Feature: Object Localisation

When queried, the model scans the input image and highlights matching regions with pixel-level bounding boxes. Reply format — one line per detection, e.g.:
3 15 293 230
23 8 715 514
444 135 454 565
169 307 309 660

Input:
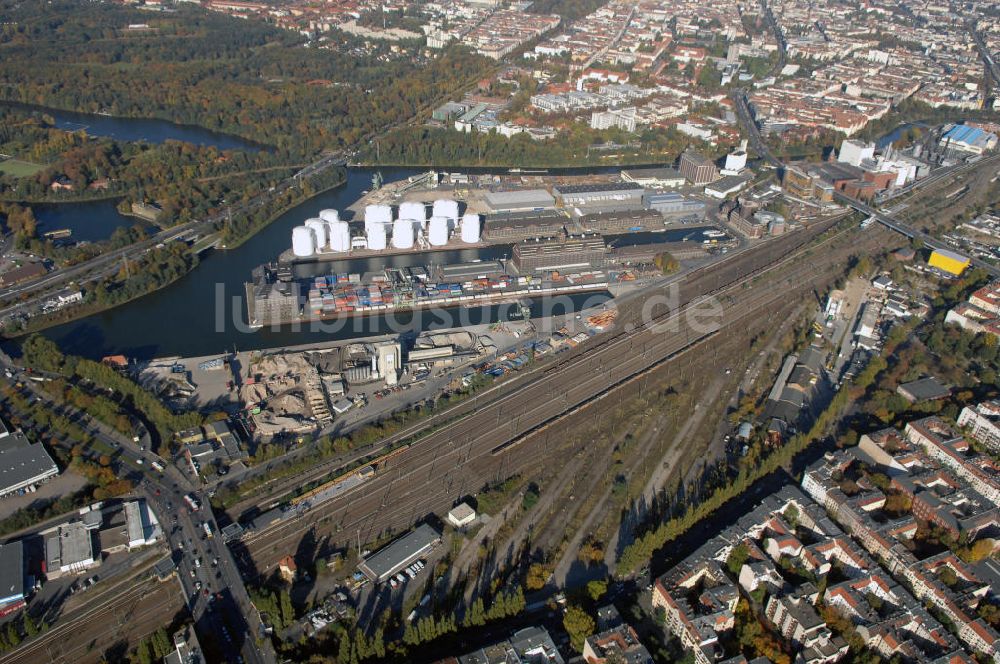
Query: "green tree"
526 563 550 590
563 605 595 652
279 589 294 627
726 543 750 575
586 579 608 602
654 251 680 275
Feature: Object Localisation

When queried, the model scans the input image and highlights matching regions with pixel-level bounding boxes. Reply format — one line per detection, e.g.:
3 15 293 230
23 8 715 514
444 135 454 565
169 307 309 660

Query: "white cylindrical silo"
433 199 459 220
367 223 387 251
392 218 415 249
428 215 449 246
319 209 340 224
305 218 327 251
329 221 351 252
399 201 426 225
292 226 316 257
365 204 393 232
461 213 480 244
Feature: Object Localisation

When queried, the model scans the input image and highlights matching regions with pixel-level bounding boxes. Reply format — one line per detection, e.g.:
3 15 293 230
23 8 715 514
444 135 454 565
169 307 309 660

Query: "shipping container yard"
248 261 610 328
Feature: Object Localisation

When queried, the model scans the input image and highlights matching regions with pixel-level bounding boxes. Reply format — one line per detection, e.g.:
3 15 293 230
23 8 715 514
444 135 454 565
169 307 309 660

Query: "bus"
184 494 200 512
202 522 213 539
150 461 164 473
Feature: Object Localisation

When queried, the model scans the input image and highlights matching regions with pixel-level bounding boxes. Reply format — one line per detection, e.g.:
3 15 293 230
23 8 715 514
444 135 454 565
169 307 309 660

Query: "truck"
184 494 200 512
150 461 165 473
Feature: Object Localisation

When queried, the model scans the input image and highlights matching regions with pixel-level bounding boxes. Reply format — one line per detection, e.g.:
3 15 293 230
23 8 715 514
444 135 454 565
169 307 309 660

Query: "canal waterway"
8 106 679 359
38 167 611 360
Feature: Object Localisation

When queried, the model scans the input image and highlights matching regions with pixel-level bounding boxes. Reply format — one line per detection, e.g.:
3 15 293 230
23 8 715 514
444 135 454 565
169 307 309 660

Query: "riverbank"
4 169 348 339
5 252 200 339
354 158 675 171
221 168 348 251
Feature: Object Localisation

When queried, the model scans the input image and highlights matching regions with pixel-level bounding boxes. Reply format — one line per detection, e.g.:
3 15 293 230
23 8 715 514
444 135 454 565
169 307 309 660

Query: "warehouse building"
439 260 505 281
358 523 440 583
483 189 555 213
0 542 25 615
704 175 749 199
644 192 707 222
621 167 686 188
483 211 567 241
0 419 59 498
927 248 971 276
512 234 608 273
575 209 665 233
553 182 645 209
940 124 998 155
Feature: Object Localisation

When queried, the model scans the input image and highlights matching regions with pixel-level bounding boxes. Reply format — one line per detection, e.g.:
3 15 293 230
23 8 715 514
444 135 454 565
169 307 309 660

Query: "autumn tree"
562 605 595 652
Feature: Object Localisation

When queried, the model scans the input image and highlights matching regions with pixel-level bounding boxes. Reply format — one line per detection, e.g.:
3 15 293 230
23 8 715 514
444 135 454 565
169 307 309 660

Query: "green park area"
0 157 44 178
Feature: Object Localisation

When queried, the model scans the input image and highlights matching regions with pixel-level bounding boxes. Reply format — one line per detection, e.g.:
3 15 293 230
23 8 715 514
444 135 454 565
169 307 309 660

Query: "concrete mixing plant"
398 202 427 230
433 199 460 231
367 222 387 251
428 215 449 246
329 220 351 252
364 205 393 232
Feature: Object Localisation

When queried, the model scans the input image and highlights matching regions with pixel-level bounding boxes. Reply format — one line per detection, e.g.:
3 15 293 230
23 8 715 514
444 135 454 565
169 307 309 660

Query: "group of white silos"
292 209 352 257
290 200 481 258
367 199 479 250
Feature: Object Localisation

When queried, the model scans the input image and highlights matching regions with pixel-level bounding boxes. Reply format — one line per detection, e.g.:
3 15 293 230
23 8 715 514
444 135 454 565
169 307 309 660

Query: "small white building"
125 500 161 550
447 503 477 528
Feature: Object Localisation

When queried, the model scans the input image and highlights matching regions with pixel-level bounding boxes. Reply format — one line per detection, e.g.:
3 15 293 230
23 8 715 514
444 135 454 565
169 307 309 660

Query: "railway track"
227 216 850 519
0 579 181 664
241 218 877 564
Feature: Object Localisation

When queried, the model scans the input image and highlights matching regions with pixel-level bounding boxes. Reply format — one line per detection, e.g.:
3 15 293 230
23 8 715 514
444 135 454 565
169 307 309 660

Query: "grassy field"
0 157 45 177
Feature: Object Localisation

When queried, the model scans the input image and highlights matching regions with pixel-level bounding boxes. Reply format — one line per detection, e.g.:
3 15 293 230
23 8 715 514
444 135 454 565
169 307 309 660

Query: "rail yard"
232 215 885 576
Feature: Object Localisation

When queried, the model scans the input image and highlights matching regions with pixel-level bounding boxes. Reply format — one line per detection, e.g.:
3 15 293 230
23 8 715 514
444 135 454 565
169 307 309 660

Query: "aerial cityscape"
0 0 999 663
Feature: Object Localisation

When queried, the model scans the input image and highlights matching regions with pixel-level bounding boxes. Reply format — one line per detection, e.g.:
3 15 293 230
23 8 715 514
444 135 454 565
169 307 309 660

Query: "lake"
1 100 263 152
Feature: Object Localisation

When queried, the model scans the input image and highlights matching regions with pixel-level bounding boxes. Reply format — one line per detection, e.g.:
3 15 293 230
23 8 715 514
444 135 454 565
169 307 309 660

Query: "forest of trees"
20 335 203 442
0 106 301 220
0 1 496 158
363 124 703 168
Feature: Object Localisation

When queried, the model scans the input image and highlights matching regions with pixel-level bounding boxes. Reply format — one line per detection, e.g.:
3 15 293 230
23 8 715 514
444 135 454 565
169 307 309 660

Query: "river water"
38 166 612 359
11 105 737 359
34 199 153 243
1 100 262 151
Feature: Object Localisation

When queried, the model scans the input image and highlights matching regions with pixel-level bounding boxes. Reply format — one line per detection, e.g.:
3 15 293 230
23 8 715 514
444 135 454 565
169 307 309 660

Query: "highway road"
0 356 275 664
